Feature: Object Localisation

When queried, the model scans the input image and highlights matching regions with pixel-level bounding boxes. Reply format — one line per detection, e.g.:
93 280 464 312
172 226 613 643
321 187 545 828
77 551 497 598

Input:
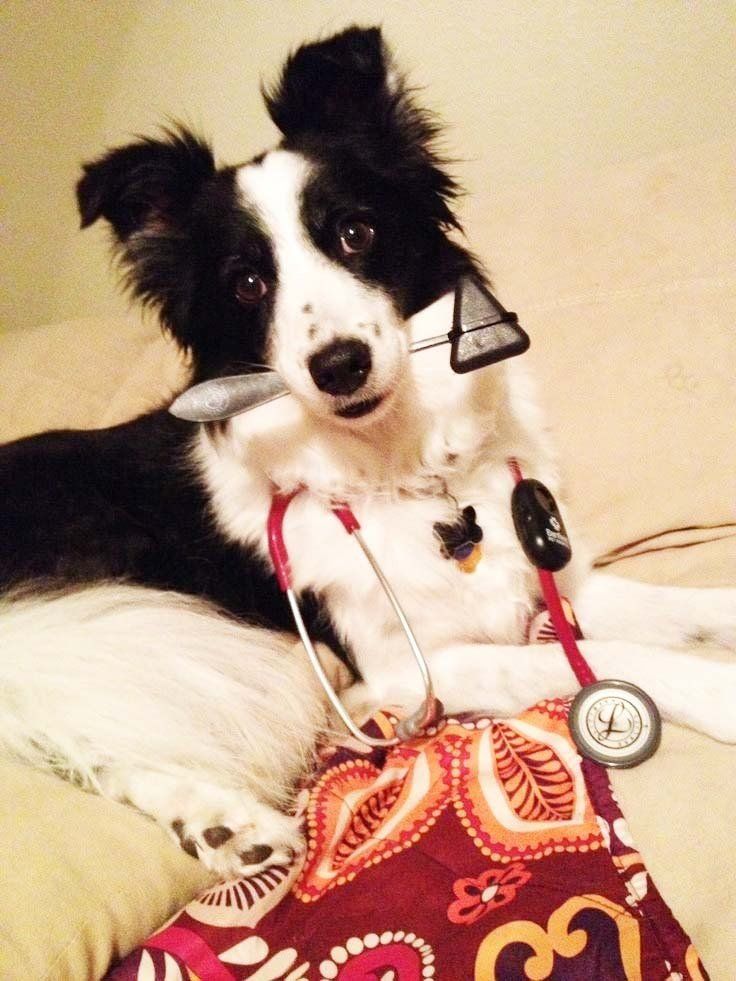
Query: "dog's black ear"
76 128 218 357
264 26 460 230
264 26 402 138
76 127 215 240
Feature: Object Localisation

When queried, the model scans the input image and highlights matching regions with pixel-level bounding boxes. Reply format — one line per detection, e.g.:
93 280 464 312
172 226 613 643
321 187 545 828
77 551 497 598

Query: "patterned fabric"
108 700 707 980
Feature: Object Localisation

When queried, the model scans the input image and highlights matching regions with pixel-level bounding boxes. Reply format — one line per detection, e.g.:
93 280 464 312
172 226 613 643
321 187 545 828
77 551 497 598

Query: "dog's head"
77 26 478 427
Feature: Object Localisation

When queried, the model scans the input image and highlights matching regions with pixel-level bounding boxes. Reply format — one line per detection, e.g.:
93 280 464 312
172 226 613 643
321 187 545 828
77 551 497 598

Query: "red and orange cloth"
108 689 707 980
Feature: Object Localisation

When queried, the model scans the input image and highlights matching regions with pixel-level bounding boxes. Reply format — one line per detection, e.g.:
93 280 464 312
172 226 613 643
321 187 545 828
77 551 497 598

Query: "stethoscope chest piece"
568 679 662 768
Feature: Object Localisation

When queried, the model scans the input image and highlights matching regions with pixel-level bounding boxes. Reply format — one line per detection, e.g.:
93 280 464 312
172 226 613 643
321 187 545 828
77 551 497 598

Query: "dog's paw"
337 681 383 727
168 788 303 879
296 638 354 691
99 768 304 879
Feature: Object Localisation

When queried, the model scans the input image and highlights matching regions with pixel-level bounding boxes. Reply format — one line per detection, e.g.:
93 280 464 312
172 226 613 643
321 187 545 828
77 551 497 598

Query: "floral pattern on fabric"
108 700 709 981
447 863 532 924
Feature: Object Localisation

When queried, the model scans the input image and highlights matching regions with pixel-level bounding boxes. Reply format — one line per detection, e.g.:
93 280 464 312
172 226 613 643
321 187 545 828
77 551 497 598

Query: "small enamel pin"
435 505 484 573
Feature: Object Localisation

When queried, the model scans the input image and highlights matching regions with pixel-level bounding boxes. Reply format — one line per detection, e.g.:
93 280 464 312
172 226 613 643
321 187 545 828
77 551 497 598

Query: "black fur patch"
77 127 216 238
77 132 279 378
267 26 476 316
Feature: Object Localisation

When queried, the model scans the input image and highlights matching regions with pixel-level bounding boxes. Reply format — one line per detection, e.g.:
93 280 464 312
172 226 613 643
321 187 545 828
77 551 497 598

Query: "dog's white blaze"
236 151 406 418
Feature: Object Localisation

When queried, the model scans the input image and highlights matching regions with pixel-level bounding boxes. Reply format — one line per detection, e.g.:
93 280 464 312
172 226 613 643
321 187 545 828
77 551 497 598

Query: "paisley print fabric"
108 699 707 981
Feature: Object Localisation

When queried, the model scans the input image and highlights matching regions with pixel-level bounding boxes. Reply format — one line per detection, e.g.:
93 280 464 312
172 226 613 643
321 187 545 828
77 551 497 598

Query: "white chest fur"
280 469 536 649
195 296 582 691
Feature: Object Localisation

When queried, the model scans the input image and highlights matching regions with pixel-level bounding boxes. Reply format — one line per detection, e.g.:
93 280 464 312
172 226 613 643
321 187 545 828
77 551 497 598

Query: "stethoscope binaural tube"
267 490 442 747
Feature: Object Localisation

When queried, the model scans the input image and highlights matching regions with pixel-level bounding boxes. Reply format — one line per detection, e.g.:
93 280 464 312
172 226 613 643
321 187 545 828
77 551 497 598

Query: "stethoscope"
170 276 661 765
267 489 441 747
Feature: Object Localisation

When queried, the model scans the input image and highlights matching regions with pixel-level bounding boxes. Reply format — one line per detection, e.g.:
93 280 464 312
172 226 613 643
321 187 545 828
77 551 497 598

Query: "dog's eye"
338 218 375 256
234 271 267 306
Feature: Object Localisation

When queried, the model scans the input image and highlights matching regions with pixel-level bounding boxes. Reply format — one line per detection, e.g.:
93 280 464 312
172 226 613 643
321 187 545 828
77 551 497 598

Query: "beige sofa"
1 137 734 979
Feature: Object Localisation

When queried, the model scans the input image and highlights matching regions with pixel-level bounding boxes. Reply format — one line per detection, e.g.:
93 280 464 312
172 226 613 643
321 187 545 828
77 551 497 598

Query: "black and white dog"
1 26 735 879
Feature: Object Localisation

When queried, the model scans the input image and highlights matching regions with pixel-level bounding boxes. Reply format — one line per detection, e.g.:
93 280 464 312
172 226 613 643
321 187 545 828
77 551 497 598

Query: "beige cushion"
0 316 189 442
599 532 736 587
0 758 212 980
0 137 734 978
607 542 736 972
612 721 736 972
471 137 736 558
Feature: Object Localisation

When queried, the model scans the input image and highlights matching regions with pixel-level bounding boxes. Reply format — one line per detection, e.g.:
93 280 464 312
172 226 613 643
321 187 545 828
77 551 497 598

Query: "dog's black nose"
308 339 372 396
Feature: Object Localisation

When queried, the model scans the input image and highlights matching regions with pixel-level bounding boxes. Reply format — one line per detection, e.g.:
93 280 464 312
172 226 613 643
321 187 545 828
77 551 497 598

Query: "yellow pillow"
0 759 212 980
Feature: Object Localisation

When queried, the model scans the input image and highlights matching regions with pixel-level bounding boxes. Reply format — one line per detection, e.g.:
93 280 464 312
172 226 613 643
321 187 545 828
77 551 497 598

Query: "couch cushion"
598 528 736 586
0 317 189 443
469 137 736 558
611 721 736 975
0 759 212 980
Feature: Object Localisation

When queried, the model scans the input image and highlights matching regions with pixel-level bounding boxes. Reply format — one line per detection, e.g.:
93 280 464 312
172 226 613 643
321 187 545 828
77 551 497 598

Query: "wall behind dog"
1 0 733 332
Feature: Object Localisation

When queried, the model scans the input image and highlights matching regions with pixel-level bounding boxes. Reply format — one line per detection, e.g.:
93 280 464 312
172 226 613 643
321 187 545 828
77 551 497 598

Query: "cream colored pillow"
0 759 212 980
0 316 189 442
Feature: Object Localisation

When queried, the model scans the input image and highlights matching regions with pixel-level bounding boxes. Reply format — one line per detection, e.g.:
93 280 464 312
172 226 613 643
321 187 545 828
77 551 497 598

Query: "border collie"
1 26 735 879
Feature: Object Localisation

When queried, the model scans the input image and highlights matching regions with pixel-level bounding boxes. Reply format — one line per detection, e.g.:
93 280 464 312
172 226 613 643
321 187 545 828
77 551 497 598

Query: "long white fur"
0 585 324 806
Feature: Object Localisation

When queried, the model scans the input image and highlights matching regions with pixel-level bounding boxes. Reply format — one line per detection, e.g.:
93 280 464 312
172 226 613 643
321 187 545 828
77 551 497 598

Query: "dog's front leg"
350 640 736 743
574 572 736 651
